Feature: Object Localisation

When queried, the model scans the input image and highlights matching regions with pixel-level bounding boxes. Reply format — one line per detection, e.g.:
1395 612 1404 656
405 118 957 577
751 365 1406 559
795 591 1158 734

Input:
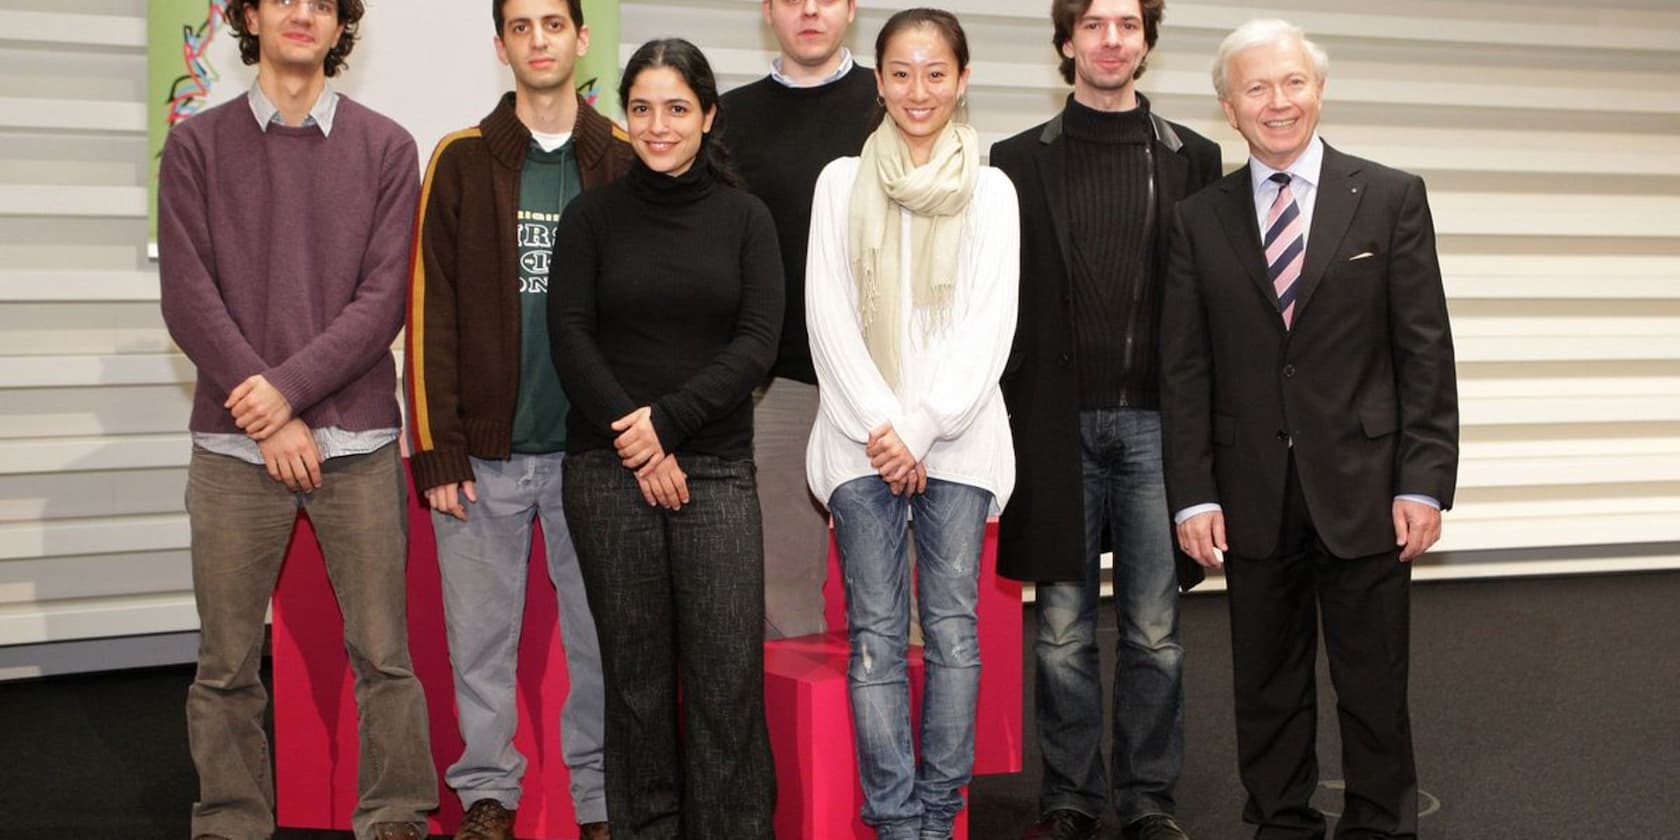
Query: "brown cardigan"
405 92 633 492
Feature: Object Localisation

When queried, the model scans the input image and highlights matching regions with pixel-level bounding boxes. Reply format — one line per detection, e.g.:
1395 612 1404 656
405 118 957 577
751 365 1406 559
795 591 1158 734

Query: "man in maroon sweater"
157 2 435 838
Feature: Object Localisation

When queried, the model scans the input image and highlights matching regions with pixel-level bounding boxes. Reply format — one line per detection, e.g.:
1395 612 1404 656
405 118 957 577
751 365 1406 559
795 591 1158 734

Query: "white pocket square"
1348 251 1376 261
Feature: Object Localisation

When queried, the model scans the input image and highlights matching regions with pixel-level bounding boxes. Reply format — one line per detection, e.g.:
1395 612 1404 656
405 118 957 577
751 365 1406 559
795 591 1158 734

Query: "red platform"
763 520 1023 840
272 462 1022 839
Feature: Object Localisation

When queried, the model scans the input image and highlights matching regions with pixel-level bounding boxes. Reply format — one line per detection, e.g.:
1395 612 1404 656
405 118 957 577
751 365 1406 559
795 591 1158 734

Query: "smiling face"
876 24 969 162
1219 37 1324 170
244 0 344 76
625 65 716 176
763 0 855 73
1063 0 1149 103
495 0 588 95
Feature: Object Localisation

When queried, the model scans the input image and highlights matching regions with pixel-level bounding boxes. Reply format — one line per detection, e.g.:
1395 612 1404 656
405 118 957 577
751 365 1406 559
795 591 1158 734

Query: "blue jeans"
1034 408 1184 823
431 453 606 822
829 476 992 840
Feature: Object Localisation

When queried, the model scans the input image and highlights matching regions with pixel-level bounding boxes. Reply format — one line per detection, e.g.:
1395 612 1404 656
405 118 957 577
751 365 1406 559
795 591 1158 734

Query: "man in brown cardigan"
404 1 632 838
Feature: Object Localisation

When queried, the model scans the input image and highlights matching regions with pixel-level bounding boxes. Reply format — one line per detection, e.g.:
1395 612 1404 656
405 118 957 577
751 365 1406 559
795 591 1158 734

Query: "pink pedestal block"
764 632 970 839
272 472 588 838
761 521 1023 839
815 520 1024 777
272 461 1022 839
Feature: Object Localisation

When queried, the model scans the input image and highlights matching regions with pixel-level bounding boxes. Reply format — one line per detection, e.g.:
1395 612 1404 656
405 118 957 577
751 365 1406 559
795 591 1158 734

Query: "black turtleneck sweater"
720 65 878 384
548 158 785 460
1063 97 1158 410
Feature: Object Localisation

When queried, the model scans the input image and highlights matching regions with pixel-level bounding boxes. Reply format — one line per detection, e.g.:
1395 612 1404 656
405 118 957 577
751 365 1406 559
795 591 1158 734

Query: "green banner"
147 0 233 242
578 0 622 123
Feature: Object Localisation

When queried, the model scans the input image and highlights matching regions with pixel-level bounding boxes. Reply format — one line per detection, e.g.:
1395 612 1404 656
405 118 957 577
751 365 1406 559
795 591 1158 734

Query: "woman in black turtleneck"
547 38 782 838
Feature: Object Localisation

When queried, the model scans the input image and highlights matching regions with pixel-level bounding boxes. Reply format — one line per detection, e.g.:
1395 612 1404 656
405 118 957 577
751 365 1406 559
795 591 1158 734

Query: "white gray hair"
1212 18 1329 101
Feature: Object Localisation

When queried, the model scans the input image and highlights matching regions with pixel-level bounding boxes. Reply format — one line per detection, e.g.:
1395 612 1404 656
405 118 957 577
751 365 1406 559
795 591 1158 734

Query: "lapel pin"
1351 186 1359 193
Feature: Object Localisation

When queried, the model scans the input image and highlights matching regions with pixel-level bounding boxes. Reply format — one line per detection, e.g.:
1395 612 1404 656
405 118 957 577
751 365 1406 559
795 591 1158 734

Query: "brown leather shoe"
577 821 610 840
455 798 516 840
372 822 427 840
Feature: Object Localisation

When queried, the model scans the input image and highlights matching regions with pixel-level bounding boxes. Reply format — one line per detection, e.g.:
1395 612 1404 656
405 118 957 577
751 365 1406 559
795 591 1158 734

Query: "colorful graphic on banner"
165 1 232 125
146 1 623 242
578 0 622 122
147 0 234 241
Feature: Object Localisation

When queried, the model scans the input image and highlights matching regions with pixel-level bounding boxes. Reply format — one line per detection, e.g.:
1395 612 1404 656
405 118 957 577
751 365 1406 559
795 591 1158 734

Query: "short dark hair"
874 8 971 74
1050 0 1164 84
224 0 366 79
619 38 742 187
492 0 584 36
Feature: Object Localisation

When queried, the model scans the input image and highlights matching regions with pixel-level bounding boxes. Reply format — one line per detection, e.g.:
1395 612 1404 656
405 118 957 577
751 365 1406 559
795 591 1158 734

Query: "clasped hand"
227 374 292 440
258 418 321 493
613 406 689 510
867 423 927 496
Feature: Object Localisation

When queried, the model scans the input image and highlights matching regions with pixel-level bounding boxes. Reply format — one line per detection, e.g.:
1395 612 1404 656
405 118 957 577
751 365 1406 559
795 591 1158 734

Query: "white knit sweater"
803 156 1020 512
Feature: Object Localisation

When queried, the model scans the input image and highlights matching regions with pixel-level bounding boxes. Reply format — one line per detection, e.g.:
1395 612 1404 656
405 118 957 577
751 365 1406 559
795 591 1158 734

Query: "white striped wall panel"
0 0 1676 653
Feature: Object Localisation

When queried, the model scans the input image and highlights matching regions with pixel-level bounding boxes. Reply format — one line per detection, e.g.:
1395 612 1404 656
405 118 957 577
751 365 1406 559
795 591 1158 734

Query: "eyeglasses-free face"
875 23 970 164
625 66 717 177
495 0 589 95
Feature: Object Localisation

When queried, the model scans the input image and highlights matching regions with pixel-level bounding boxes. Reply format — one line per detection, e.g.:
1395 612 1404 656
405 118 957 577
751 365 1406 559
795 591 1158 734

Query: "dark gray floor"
2 572 1677 838
973 570 1680 839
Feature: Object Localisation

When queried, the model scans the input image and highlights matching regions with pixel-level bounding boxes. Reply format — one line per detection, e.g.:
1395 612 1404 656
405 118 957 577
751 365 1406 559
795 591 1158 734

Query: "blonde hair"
1212 18 1328 101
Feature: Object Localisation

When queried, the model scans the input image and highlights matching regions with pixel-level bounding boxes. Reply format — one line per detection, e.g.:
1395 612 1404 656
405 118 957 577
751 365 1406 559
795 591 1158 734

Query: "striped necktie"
1264 172 1305 328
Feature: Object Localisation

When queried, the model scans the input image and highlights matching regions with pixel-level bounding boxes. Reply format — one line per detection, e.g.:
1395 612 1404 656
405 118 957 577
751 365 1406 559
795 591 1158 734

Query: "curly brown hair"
1050 0 1164 85
224 0 366 78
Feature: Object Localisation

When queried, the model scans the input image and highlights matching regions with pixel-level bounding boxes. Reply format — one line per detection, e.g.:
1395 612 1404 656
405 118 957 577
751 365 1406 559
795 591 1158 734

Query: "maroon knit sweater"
158 94 419 435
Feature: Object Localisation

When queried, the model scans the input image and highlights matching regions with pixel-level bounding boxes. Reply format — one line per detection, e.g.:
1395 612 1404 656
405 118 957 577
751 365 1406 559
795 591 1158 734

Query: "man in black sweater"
989 1 1222 839
720 0 878 639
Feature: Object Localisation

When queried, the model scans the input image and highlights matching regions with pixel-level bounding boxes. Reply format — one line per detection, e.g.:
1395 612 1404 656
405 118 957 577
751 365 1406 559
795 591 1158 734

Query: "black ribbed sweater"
1063 97 1159 409
719 65 878 384
548 159 784 460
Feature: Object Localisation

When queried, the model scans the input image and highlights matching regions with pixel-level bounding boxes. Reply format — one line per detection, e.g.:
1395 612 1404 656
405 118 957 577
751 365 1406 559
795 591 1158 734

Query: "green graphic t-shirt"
511 138 582 453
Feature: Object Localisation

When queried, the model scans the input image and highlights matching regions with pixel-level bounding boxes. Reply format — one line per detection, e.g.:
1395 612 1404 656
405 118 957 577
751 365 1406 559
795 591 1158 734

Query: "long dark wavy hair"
618 38 742 187
224 0 365 79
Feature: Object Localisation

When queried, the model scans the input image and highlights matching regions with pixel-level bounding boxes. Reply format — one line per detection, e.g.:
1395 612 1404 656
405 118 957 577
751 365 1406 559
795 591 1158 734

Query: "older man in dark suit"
1160 18 1458 840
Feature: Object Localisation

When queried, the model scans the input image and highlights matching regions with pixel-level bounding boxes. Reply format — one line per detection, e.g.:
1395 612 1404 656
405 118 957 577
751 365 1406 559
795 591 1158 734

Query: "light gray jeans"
186 443 436 840
752 377 832 639
431 452 606 824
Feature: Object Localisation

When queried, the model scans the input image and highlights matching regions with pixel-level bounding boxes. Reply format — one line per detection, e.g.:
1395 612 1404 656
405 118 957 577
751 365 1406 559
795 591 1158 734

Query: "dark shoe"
1123 814 1190 840
373 822 427 840
192 836 232 840
455 798 516 840
1024 809 1099 840
577 822 610 840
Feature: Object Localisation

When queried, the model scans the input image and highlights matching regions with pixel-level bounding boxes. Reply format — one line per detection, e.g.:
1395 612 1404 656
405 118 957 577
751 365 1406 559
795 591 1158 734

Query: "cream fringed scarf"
847 118 980 389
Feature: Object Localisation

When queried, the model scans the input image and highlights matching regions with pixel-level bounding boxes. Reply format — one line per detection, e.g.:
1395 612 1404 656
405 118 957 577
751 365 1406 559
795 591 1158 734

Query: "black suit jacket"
1160 142 1459 560
990 95 1222 586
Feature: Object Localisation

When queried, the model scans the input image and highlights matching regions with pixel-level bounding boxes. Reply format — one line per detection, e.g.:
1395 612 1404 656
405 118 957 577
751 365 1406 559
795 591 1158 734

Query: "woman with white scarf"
804 9 1019 839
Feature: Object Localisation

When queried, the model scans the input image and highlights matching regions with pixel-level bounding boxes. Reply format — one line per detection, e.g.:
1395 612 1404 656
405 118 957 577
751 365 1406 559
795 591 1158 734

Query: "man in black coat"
1160 18 1458 839
990 1 1220 838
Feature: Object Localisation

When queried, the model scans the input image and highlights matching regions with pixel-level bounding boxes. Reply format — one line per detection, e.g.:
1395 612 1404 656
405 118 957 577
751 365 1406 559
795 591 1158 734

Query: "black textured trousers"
1223 456 1417 840
563 449 776 839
